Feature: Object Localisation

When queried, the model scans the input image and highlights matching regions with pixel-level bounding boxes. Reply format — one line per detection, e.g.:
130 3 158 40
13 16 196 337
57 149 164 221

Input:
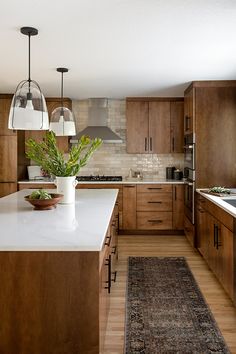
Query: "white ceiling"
1 0 236 99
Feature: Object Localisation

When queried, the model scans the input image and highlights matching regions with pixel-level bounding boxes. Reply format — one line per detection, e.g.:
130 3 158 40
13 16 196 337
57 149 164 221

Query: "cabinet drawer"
137 193 172 211
137 211 172 230
137 184 172 193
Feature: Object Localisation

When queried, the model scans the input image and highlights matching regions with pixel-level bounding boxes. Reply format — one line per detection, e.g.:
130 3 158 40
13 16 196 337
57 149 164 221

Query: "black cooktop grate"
76 175 123 182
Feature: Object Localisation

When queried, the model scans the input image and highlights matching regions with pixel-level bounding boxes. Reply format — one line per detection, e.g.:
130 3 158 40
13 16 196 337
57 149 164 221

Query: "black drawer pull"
105 235 111 246
148 219 163 223
148 201 162 204
124 185 135 188
112 271 117 283
104 255 111 293
147 187 162 190
112 246 117 255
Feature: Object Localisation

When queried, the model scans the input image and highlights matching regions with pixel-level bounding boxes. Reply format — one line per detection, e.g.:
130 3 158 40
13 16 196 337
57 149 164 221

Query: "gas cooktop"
76 175 123 182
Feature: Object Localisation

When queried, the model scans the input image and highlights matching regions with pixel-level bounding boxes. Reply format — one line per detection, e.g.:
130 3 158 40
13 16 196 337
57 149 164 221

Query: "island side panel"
0 251 100 354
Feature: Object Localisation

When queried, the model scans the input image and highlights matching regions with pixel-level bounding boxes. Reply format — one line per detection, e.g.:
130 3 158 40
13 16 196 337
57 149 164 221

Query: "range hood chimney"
70 98 122 144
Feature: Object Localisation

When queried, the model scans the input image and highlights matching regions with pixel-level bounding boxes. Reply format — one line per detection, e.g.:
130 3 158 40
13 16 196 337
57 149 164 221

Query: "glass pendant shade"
8 80 49 130
50 106 76 136
8 26 49 130
49 67 76 136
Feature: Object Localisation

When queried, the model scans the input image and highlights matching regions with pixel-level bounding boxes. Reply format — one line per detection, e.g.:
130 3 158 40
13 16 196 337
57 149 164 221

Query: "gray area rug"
125 257 230 354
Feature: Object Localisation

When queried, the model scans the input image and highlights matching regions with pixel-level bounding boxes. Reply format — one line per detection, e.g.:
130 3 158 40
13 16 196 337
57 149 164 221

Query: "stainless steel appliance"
184 133 195 224
76 175 123 182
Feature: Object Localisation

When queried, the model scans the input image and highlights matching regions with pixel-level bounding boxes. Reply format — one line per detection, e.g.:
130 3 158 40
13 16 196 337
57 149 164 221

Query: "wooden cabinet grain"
123 185 137 229
0 183 17 197
196 193 234 300
0 136 17 182
184 87 194 135
173 185 184 230
126 98 184 154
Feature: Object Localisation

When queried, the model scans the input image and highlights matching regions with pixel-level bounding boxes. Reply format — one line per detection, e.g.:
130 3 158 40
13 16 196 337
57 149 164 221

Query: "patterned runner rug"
125 257 230 354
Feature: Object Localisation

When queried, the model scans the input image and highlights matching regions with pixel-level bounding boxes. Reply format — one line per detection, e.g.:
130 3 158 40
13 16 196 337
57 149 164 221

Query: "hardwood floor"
104 235 236 354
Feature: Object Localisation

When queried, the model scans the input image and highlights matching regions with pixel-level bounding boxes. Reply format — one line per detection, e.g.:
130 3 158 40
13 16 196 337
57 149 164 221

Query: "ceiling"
1 0 236 99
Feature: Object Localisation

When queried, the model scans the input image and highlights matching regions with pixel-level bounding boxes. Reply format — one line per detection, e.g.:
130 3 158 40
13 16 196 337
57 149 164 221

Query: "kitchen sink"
222 198 236 207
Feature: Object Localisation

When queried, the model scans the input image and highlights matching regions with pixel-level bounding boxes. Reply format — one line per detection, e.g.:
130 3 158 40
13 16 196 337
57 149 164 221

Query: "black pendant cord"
28 33 31 93
61 71 64 108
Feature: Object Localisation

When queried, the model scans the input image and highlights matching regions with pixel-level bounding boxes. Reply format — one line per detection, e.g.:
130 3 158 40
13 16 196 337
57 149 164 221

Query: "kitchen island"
0 189 119 354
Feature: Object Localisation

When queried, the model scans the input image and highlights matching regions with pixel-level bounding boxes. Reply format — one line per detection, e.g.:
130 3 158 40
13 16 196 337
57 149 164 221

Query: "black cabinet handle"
112 271 117 283
124 185 135 188
147 187 162 190
216 225 221 249
185 116 190 130
105 235 111 246
213 224 217 247
104 255 111 293
148 219 163 223
172 137 175 152
174 186 177 201
145 137 148 151
150 137 152 151
148 201 162 204
112 246 117 255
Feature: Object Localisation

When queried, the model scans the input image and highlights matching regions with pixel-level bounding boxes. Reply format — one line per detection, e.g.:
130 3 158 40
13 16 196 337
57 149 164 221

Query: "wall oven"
184 133 195 224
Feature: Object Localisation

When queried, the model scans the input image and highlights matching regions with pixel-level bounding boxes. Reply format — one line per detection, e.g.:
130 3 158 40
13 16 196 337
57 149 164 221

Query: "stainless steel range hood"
70 98 122 144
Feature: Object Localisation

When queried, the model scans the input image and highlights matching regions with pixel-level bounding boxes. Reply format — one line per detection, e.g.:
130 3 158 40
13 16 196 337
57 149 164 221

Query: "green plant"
25 131 102 177
29 190 52 200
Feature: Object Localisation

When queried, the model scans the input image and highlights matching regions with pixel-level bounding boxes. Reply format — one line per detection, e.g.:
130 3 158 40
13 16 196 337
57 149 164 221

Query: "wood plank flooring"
104 235 236 354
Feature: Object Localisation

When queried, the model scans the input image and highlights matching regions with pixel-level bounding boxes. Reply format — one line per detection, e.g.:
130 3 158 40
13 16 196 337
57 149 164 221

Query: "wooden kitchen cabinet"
196 193 234 300
171 101 184 153
0 183 17 197
122 184 137 229
126 101 149 153
25 98 72 153
136 184 173 230
126 98 184 154
0 96 16 136
0 136 17 182
173 185 184 230
149 101 170 153
184 87 194 135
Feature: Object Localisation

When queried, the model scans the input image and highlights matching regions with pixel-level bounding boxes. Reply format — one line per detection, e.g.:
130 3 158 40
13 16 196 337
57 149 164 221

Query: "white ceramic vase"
54 176 78 204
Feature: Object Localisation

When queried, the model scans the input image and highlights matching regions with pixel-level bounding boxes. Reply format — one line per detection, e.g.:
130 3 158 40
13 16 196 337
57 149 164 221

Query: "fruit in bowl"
25 190 63 210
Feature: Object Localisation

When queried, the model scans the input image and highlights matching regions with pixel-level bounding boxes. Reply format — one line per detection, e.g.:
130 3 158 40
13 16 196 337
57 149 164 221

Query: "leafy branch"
25 131 102 177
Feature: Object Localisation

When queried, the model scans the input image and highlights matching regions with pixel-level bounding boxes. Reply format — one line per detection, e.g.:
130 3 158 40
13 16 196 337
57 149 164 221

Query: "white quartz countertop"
18 178 185 185
196 189 236 218
0 189 118 252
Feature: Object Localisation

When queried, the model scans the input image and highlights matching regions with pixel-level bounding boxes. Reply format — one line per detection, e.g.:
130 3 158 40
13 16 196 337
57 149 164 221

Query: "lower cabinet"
196 193 234 301
0 183 18 197
122 185 137 229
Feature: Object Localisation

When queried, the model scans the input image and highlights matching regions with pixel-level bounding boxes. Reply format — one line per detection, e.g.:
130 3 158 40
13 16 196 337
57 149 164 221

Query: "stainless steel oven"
184 133 195 170
184 133 195 224
184 180 195 224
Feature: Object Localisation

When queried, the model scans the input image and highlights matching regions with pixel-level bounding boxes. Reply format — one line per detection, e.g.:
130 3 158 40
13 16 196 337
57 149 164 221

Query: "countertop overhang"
0 189 118 252
196 189 236 218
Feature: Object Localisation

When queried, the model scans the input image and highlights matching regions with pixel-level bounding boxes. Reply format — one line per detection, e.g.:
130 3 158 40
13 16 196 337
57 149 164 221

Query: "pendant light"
8 27 49 130
49 68 76 136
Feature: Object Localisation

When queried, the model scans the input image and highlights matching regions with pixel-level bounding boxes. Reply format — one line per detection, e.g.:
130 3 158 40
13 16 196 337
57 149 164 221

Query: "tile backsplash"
72 99 184 178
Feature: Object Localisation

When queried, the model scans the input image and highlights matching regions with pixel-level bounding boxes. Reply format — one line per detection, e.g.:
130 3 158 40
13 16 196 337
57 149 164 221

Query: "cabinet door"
0 98 16 136
0 183 17 197
149 101 170 153
170 101 184 153
99 249 110 352
196 204 209 259
126 101 149 153
122 185 136 229
184 88 194 134
173 185 184 230
207 213 219 273
0 136 17 181
218 224 233 299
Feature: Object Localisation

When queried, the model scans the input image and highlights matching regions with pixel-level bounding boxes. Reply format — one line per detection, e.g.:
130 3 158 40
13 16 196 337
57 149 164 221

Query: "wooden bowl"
24 193 64 210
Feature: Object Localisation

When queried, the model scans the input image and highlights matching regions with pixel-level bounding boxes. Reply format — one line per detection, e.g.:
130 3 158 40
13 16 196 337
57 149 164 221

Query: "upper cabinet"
184 87 194 135
126 98 184 154
25 98 72 153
